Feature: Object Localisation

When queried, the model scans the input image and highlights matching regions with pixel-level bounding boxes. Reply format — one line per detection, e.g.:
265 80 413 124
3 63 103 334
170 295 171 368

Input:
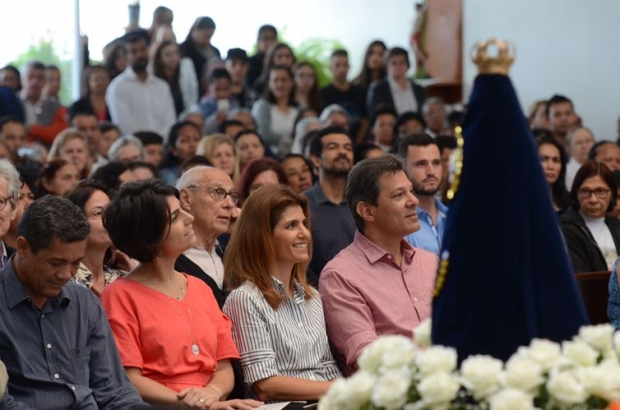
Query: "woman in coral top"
101 179 260 409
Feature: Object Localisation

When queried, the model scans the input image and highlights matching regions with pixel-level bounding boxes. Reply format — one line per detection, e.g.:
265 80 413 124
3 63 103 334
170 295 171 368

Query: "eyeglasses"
189 186 240 205
0 196 14 211
577 188 611 199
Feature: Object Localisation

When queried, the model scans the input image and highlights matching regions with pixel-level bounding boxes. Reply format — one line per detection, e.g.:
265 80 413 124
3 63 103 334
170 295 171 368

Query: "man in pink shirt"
319 155 437 375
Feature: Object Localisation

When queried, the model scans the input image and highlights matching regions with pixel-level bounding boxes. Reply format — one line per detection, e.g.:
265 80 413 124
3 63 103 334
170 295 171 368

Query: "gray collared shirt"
0 257 149 410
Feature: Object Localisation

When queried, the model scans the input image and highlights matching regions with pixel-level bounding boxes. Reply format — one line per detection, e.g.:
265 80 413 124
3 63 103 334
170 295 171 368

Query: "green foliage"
11 37 73 106
293 37 346 88
268 25 347 88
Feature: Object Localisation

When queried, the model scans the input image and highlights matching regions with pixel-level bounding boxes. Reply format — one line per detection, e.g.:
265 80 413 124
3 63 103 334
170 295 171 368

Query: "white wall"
463 0 620 141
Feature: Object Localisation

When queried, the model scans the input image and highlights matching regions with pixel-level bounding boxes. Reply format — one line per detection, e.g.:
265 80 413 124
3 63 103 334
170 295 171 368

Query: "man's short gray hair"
567 126 595 146
319 104 350 124
107 135 145 162
0 159 21 209
422 97 446 115
176 165 214 190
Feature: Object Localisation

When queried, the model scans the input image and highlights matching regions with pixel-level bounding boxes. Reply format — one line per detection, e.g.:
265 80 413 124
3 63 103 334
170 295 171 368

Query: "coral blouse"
102 274 239 392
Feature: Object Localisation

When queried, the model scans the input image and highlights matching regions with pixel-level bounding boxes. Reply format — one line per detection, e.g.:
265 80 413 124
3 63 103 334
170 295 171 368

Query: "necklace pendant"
192 344 200 355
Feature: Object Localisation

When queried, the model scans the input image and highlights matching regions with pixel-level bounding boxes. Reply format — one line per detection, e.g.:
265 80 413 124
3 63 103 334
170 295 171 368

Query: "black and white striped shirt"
223 278 341 392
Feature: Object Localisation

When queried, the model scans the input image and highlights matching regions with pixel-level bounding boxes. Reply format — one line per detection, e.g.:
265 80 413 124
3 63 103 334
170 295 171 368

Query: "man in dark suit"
366 47 426 120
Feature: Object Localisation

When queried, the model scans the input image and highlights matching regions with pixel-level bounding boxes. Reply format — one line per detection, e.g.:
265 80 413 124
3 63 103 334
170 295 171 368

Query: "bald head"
177 166 237 237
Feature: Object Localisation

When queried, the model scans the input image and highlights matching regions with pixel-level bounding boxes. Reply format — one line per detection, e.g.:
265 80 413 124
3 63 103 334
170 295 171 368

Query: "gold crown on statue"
470 38 516 75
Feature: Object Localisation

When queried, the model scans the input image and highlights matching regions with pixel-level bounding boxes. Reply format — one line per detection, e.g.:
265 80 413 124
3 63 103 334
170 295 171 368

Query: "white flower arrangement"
319 321 620 410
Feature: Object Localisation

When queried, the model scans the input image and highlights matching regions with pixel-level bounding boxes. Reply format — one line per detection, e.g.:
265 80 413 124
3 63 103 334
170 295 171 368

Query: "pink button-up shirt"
319 230 438 374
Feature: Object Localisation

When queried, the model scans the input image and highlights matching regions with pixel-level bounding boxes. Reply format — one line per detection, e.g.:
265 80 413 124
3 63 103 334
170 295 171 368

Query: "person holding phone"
196 68 239 134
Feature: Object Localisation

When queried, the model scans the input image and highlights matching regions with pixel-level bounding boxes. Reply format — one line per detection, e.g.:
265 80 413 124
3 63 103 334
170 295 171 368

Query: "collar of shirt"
388 75 412 93
2 256 71 310
353 230 415 265
418 199 449 219
270 276 306 304
306 183 346 206
123 67 157 84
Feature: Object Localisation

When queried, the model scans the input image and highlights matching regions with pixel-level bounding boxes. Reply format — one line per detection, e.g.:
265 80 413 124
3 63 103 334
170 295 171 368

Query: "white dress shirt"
106 67 176 140
388 76 418 114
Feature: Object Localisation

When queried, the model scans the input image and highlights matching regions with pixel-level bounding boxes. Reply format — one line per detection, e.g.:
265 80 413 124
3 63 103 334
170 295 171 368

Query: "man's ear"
15 237 30 258
179 188 191 210
9 203 17 221
356 201 375 224
310 154 320 170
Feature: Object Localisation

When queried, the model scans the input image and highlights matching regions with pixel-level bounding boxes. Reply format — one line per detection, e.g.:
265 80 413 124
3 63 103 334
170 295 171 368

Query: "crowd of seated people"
2 4 620 408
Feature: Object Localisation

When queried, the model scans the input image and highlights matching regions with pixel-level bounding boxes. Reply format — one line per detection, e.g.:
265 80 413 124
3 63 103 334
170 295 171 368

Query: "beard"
413 182 440 197
323 156 352 177
132 59 148 73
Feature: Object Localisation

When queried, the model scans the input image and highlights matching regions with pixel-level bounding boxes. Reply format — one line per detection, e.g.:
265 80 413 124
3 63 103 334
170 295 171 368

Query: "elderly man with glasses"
176 166 239 308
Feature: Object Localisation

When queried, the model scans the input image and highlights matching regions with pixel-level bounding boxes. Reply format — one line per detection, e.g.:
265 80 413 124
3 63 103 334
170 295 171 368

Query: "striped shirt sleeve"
223 289 278 385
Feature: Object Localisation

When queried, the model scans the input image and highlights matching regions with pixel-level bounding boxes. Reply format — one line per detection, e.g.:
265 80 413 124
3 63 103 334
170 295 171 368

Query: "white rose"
518 339 566 371
502 356 544 393
604 349 619 361
319 378 351 410
415 346 458 377
416 371 460 410
579 324 614 353
562 339 598 367
380 338 418 373
488 388 534 410
413 319 432 348
459 355 503 400
546 370 588 404
343 370 376 409
614 331 620 357
358 335 417 374
576 361 620 401
371 367 412 410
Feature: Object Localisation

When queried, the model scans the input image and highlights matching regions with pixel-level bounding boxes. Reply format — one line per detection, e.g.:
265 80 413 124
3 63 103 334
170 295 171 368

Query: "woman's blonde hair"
48 128 91 179
197 134 241 185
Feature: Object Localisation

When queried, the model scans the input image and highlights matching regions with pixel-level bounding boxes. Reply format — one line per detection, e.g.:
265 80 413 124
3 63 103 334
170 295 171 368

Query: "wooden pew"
575 271 611 325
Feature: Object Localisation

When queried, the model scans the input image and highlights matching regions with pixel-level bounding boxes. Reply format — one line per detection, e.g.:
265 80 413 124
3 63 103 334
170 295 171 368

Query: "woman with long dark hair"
251 66 299 156
66 181 132 297
535 132 570 214
293 61 322 114
152 40 199 118
252 43 295 96
352 40 387 93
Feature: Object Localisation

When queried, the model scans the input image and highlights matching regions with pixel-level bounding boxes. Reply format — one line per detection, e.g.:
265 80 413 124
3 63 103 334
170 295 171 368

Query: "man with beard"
305 125 356 277
398 134 448 255
106 31 176 138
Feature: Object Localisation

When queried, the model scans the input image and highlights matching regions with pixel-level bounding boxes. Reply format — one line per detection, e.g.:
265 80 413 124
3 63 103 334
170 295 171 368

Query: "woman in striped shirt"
223 184 341 401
